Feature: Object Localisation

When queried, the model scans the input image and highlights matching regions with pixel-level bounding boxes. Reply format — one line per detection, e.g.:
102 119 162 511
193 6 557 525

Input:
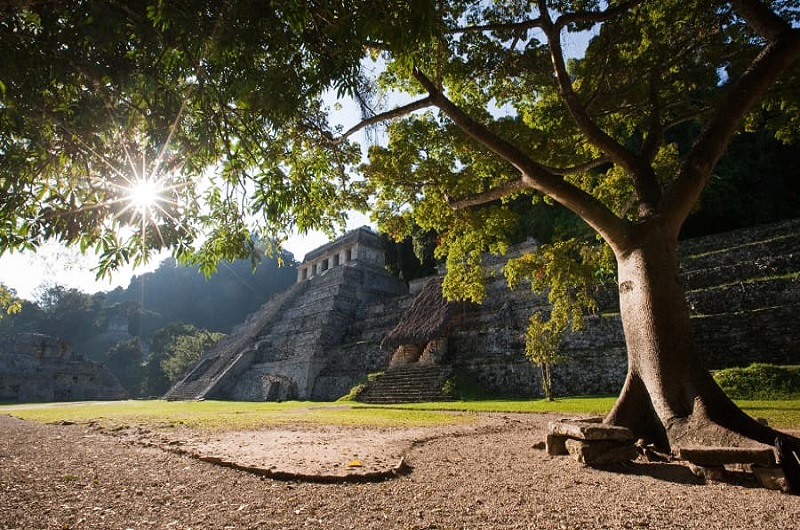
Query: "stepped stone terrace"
167 219 800 403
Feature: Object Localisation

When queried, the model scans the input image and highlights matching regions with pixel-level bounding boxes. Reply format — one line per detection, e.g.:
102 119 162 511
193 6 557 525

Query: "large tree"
361 0 800 452
2 0 799 456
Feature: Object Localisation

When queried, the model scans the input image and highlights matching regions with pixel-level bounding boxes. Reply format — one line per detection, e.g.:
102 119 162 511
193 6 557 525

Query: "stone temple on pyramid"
165 220 800 403
164 226 410 401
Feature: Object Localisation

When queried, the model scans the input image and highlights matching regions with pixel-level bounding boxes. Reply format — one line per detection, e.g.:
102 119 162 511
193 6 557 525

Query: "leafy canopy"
1 0 798 288
160 328 225 384
0 284 20 318
361 1 794 295
0 0 435 275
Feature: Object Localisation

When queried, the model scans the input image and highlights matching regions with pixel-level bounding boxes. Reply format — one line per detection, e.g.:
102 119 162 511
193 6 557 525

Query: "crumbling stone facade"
450 219 800 398
296 227 386 283
0 333 127 402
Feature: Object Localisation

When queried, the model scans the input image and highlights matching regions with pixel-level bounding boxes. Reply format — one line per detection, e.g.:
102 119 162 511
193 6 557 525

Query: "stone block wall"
445 219 800 398
168 218 799 403
0 350 128 403
296 226 386 283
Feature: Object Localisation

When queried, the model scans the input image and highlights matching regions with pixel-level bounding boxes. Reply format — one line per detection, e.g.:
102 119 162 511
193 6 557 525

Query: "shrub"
337 372 384 402
713 363 800 400
441 369 491 400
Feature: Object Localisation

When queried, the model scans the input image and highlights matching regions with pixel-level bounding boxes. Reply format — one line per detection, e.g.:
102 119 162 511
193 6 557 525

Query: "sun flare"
128 177 163 213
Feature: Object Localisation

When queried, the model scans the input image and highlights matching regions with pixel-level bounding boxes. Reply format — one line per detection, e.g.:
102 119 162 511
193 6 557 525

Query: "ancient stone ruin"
167 219 800 403
0 332 127 402
164 226 409 401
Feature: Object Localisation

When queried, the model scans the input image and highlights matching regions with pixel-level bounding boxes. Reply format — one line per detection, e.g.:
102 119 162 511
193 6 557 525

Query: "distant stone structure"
165 226 409 401
75 306 136 360
167 219 800 402
0 333 127 402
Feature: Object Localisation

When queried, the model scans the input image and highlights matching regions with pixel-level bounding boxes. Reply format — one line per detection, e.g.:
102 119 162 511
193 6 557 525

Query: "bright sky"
0 212 371 302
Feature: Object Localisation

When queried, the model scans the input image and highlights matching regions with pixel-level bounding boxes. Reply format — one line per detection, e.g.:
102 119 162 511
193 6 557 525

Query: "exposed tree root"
605 367 800 492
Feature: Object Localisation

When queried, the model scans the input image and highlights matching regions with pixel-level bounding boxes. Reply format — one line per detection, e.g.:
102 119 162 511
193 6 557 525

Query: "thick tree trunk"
604 221 781 452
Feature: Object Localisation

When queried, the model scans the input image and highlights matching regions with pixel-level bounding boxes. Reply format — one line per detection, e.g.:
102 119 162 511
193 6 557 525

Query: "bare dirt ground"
1 412 799 530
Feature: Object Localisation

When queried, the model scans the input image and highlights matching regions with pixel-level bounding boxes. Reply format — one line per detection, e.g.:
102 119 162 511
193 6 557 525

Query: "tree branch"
544 155 611 176
730 0 793 41
446 18 544 35
555 0 645 30
640 73 665 164
663 24 800 237
539 0 659 215
446 1 644 36
412 67 628 250
446 179 529 210
332 96 435 144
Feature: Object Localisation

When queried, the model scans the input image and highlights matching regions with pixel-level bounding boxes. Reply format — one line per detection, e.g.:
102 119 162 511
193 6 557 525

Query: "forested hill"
104 253 298 337
0 251 298 350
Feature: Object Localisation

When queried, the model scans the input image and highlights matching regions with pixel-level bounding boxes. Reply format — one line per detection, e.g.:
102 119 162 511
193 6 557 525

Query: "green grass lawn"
357 398 800 430
0 400 474 430
2 397 799 431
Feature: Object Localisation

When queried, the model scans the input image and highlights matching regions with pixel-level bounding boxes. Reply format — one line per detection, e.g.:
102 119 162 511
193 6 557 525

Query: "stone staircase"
356 364 455 404
163 280 311 400
161 356 226 401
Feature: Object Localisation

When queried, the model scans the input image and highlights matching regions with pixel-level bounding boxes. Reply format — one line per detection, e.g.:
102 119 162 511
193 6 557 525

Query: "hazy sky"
0 215 368 301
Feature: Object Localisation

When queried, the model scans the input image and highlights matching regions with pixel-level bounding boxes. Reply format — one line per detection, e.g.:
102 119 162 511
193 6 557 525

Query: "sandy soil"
1 412 799 529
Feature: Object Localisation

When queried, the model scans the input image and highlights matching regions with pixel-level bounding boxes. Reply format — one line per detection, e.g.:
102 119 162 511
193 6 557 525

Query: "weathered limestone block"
564 438 639 465
687 463 789 491
547 420 636 464
547 420 634 442
676 446 776 467
679 445 788 490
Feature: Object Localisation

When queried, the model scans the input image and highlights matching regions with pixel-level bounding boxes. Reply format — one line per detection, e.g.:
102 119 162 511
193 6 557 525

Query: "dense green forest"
509 128 800 245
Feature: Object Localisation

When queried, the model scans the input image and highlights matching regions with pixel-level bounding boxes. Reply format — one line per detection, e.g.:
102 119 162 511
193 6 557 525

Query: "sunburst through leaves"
106 146 192 254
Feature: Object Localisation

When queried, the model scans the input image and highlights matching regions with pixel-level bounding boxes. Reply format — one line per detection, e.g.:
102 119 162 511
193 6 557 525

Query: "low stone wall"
447 219 800 398
0 352 127 403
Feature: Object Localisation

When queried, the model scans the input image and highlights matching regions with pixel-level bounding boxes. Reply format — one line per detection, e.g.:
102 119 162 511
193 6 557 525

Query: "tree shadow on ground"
593 462 702 486
594 462 763 489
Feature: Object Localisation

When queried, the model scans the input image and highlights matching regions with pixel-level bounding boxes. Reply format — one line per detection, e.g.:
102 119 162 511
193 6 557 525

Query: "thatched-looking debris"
381 277 469 353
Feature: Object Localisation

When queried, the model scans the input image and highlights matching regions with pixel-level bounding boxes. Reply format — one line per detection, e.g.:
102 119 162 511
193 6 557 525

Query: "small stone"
564 439 638 465
548 420 634 442
688 464 727 482
752 466 789 491
546 434 568 456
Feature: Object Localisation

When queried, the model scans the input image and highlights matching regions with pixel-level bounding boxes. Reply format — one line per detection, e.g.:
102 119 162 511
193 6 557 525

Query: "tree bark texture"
604 220 782 452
